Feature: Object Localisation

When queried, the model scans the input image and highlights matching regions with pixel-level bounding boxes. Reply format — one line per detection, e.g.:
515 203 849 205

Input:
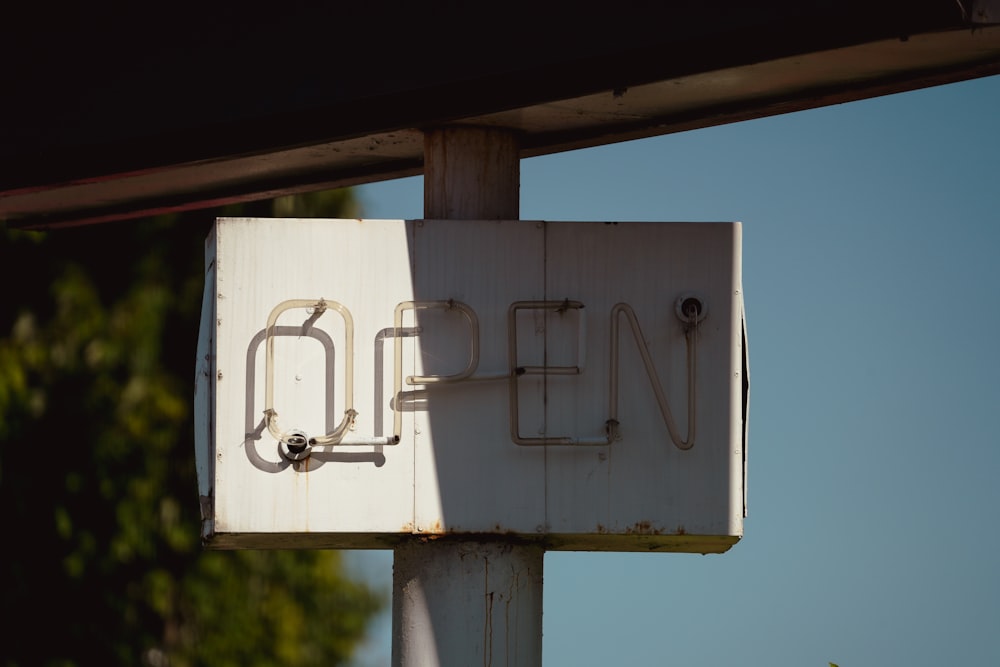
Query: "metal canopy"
3 2 1000 228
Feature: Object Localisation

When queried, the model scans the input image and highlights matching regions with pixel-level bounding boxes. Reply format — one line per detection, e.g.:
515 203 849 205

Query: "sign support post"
196 125 746 667
391 126 544 666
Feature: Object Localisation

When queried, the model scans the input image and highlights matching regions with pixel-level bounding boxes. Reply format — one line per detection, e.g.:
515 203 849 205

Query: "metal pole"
391 126 544 667
423 126 520 220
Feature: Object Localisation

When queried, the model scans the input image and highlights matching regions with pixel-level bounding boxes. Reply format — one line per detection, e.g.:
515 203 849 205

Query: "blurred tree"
0 192 383 666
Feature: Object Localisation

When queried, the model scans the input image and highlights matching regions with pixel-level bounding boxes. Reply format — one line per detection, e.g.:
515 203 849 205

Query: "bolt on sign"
194 218 749 552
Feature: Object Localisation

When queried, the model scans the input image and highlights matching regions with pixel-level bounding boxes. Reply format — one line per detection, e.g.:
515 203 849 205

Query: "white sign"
194 218 748 552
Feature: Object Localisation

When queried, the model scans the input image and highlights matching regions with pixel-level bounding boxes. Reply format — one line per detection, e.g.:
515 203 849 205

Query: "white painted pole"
391 126 544 667
392 541 544 666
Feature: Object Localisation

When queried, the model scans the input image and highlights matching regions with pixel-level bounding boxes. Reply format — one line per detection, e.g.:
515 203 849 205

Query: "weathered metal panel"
542 222 744 538
409 220 547 535
193 225 217 536
209 218 416 538
197 218 747 551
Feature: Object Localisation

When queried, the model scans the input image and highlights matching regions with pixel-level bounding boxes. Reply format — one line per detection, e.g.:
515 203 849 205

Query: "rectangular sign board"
194 218 748 552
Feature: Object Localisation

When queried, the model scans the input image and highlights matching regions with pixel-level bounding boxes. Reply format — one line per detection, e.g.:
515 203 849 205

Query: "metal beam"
3 3 999 228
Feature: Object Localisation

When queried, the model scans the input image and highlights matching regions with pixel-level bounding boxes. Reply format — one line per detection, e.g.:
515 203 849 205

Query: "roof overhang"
3 2 999 228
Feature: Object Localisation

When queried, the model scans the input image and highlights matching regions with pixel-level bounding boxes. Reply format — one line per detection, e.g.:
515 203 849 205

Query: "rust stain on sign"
624 520 663 535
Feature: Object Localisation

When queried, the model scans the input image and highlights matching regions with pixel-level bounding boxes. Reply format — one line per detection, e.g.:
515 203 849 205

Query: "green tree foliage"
0 192 383 666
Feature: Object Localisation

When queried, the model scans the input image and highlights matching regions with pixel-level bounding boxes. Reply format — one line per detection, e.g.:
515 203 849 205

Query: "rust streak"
484 558 493 667
624 520 664 535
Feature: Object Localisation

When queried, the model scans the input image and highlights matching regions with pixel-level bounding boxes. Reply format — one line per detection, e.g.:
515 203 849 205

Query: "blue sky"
348 73 1000 666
